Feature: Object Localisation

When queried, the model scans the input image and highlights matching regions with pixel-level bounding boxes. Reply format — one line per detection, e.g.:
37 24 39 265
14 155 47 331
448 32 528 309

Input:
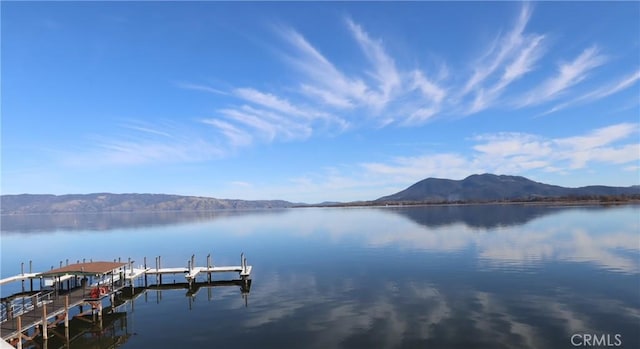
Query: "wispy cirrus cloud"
121 4 633 168
233 87 311 118
462 2 548 114
345 17 402 110
462 3 534 95
543 69 640 115
517 45 607 107
468 33 545 114
201 119 253 147
65 120 224 166
175 82 228 96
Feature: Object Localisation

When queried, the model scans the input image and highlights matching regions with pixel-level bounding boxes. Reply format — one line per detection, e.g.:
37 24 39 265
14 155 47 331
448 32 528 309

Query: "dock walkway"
2 253 252 347
0 285 120 343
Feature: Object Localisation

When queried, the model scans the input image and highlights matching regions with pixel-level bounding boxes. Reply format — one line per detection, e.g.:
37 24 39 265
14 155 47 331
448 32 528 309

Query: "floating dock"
1 253 252 348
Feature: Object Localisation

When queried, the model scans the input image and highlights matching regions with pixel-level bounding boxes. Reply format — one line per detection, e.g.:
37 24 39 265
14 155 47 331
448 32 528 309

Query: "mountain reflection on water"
0 209 287 233
1 205 638 348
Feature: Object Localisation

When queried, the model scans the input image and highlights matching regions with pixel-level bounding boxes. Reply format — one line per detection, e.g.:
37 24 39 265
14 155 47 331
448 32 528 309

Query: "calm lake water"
1 205 639 348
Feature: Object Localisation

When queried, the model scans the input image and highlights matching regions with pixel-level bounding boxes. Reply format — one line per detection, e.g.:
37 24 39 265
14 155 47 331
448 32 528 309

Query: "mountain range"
376 174 640 203
0 193 295 214
1 174 638 214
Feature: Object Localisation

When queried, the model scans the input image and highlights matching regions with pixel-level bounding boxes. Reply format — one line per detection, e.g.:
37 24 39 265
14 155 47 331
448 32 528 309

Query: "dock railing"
0 290 55 323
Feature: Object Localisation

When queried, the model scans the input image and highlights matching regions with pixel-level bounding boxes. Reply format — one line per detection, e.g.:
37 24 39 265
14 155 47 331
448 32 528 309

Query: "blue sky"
2 2 639 203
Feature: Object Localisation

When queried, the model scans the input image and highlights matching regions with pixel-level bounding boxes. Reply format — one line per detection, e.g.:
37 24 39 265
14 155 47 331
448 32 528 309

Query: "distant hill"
376 174 640 203
0 193 296 214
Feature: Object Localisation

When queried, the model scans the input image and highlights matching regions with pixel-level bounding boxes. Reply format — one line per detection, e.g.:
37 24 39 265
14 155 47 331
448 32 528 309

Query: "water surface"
1 205 639 348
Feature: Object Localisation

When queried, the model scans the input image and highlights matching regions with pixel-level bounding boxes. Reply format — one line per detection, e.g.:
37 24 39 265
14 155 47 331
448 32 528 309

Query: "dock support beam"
207 254 212 282
17 316 23 349
42 303 48 340
144 256 148 287
21 262 25 293
158 256 162 285
29 261 33 292
64 295 69 328
240 253 244 274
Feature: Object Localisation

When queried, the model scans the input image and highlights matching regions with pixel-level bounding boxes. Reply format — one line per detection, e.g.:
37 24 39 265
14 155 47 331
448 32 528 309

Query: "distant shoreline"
297 198 640 209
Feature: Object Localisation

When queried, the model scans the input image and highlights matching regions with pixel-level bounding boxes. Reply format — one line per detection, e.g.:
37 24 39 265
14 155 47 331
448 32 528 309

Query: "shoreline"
297 199 640 209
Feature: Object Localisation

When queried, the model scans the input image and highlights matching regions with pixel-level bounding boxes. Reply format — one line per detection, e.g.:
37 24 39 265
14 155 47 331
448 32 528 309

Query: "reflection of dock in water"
1 253 252 348
120 278 252 308
23 312 131 349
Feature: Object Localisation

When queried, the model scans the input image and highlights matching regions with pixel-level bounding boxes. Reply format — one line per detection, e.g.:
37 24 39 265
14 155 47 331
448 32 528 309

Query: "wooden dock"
1 253 252 348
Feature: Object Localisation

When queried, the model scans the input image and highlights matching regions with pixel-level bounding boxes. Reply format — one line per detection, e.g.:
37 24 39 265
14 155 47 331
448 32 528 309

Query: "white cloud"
201 118 253 147
218 105 313 142
279 27 371 108
554 122 637 150
461 2 548 114
346 18 401 109
172 3 629 152
316 123 640 200
65 122 224 166
411 70 446 104
518 46 607 106
300 84 355 109
469 34 545 113
176 82 228 95
233 87 311 118
543 69 640 114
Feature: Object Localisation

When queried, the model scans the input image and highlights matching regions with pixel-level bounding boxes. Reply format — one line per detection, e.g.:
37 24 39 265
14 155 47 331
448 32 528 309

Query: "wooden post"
98 302 103 329
42 303 48 340
207 254 212 282
29 260 33 292
17 316 22 349
21 262 25 293
191 254 195 271
158 256 162 284
155 257 159 285
240 253 245 274
64 295 69 328
144 256 148 287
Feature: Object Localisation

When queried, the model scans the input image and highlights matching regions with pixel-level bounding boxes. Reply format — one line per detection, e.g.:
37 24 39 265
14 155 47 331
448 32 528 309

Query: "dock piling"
207 254 212 282
144 256 148 287
17 316 22 349
42 303 48 340
29 260 33 292
64 296 69 328
21 262 25 292
159 256 163 284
